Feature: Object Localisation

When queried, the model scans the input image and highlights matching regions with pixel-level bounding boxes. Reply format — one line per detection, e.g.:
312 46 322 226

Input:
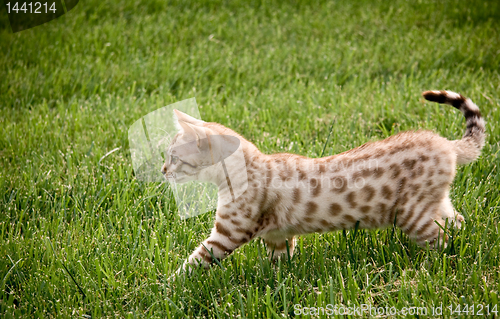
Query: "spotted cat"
162 90 485 273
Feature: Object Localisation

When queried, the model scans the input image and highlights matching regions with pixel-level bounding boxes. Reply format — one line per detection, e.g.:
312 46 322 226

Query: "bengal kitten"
162 90 485 273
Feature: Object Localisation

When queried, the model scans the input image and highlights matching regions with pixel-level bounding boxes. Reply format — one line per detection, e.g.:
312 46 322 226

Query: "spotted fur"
162 91 485 273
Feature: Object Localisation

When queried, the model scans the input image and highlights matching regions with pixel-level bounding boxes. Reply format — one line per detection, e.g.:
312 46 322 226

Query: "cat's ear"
173 109 204 126
174 111 209 148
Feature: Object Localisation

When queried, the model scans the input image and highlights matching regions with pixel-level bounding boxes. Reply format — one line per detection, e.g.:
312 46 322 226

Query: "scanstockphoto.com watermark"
294 304 427 317
293 303 499 317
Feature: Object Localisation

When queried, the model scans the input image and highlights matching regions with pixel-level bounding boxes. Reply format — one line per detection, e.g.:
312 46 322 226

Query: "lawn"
1 0 500 317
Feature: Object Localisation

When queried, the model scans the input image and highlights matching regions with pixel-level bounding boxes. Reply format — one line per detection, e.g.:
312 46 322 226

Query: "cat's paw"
176 262 190 275
267 250 293 262
453 213 465 229
167 262 191 283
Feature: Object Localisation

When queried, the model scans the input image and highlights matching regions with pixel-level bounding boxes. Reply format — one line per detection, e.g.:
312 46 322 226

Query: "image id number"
6 2 57 14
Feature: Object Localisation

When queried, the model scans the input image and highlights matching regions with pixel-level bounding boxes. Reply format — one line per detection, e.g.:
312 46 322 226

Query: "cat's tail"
422 90 485 165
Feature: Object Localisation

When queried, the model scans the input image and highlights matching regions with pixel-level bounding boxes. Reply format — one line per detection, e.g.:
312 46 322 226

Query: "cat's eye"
171 155 179 164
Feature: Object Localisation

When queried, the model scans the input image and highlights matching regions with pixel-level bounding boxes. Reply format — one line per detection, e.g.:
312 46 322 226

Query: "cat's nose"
161 163 168 174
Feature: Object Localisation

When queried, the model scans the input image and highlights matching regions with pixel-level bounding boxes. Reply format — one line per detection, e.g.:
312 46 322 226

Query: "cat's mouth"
164 171 197 183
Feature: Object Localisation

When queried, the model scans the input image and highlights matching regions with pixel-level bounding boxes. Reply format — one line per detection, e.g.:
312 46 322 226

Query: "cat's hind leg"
402 197 462 249
438 195 465 229
397 199 448 249
413 217 449 249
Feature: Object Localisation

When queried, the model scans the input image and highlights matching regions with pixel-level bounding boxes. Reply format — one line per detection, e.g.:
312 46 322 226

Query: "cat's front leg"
176 217 253 274
261 231 296 261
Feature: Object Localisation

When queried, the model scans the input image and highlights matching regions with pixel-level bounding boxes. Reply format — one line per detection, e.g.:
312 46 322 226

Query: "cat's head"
161 110 240 184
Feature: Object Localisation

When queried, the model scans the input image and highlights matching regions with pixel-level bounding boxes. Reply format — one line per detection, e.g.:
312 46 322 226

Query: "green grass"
1 0 500 317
